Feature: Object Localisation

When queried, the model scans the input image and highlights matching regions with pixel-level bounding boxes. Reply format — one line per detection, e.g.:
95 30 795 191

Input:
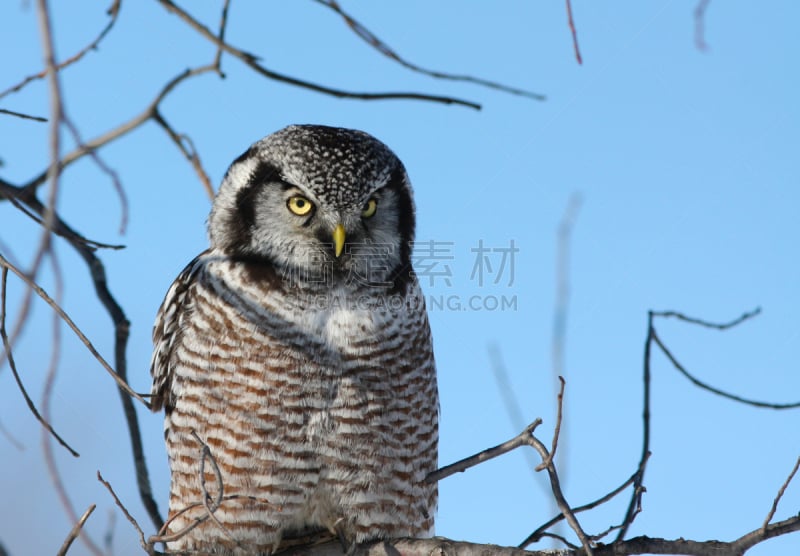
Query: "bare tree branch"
651 329 800 409
651 307 761 330
521 454 650 548
21 64 218 192
98 471 148 552
56 504 96 556
694 0 712 51
550 192 581 527
525 384 593 555
312 0 546 101
761 455 800 533
0 267 78 457
213 0 232 77
651 309 800 409
41 252 105 556
0 0 122 100
152 111 215 201
157 0 482 110
427 419 542 484
537 377 566 472
487 343 545 489
0 108 47 122
0 415 25 451
0 254 146 404
565 0 583 64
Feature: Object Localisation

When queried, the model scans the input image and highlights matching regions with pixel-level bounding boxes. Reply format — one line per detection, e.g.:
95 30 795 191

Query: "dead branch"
0 182 124 250
0 254 145 404
98 471 148 552
20 64 217 192
536 377 566 472
694 0 712 51
651 307 761 330
157 0 482 110
148 432 277 550
0 267 78 457
2 176 163 531
524 383 592 555
430 380 592 554
427 419 542 483
56 504 96 556
565 0 583 64
487 344 544 485
152 111 215 201
651 329 800 409
0 108 47 122
213 0 231 76
650 309 800 409
520 454 650 548
312 0 546 101
0 415 25 451
40 253 105 556
0 0 121 100
761 455 800 532
617 307 798 543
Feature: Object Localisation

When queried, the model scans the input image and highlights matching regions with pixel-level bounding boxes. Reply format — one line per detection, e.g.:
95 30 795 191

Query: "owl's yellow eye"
287 196 313 216
361 198 377 218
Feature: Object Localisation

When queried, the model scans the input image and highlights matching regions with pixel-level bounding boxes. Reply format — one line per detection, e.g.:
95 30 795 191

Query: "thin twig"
0 108 47 122
694 0 712 51
313 0 545 101
0 0 122 100
536 377 565 472
41 253 105 556
652 306 761 330
762 455 800 533
529 433 592 555
213 0 232 76
0 267 79 457
526 382 593 555
534 532 578 550
62 116 129 234
0 415 26 451
615 313 654 542
550 193 581 518
98 471 148 551
0 182 124 250
22 64 218 191
56 504 96 556
427 419 542 484
32 0 65 351
157 0 482 110
651 329 800 409
565 0 583 64
152 111 215 200
193 431 237 543
0 254 146 404
487 343 545 489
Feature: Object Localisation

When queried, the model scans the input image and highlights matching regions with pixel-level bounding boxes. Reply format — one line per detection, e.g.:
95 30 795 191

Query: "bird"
150 124 438 555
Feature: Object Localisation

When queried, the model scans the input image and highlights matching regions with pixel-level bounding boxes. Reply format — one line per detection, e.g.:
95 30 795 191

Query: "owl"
150 125 438 555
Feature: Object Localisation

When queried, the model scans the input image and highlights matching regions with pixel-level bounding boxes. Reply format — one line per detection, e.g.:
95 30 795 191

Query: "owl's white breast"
306 288 379 350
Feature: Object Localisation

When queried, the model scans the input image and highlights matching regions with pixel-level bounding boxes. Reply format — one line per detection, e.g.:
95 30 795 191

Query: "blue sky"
1 2 798 554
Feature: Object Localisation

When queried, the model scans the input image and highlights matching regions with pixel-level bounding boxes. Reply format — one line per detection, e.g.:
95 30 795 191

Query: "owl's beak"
332 223 346 258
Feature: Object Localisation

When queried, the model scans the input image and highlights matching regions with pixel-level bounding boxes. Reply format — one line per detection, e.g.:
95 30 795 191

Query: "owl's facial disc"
208 125 416 286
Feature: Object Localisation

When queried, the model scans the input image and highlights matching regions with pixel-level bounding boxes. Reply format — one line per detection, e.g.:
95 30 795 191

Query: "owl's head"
208 125 415 286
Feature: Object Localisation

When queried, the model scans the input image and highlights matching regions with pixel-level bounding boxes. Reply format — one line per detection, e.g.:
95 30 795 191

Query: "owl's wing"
149 253 207 412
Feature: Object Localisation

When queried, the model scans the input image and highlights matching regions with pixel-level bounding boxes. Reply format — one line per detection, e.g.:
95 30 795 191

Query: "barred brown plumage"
150 125 438 555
